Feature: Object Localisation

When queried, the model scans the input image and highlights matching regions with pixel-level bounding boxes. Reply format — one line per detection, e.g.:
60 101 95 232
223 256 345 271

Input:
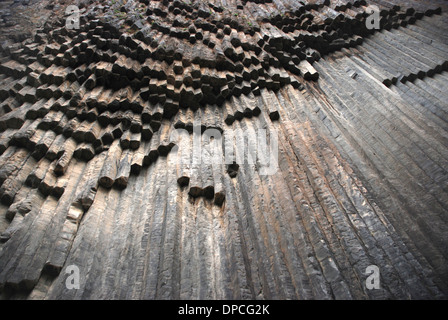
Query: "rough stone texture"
0 0 447 299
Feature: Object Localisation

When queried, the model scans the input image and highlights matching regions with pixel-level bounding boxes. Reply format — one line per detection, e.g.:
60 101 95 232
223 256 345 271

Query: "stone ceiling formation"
0 0 447 300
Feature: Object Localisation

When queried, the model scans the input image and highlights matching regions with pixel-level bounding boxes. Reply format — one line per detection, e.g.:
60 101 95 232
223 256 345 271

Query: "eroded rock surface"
0 0 447 299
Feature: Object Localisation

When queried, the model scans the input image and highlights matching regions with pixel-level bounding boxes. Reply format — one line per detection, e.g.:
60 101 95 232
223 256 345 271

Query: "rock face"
0 0 447 299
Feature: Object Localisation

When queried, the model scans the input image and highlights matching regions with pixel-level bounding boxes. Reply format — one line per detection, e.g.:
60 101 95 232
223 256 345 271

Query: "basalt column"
0 0 447 300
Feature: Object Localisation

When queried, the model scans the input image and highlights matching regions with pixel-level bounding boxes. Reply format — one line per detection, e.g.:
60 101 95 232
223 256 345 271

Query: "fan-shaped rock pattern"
0 0 447 299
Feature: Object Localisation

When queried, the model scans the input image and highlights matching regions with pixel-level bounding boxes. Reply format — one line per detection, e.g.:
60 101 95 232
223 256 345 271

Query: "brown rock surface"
0 0 447 299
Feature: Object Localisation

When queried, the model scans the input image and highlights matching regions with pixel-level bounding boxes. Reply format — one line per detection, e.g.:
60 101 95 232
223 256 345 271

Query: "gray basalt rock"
0 0 447 300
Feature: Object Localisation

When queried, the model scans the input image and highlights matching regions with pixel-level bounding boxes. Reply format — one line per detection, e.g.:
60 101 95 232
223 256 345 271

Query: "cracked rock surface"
0 0 447 299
